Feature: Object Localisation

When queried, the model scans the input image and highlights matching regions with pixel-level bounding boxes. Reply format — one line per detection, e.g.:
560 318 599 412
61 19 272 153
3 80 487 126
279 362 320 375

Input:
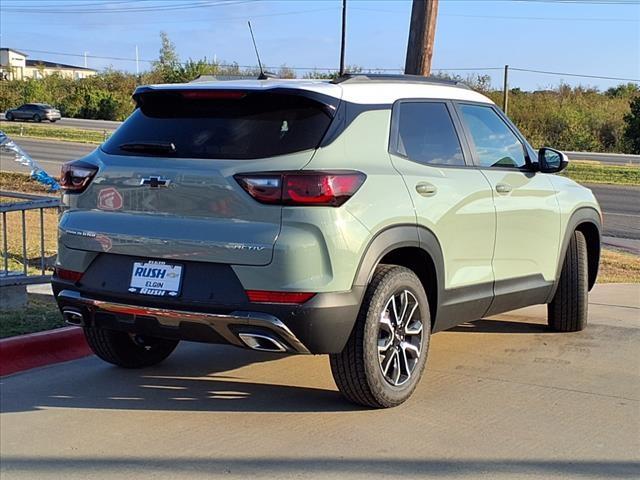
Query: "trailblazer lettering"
133 267 167 279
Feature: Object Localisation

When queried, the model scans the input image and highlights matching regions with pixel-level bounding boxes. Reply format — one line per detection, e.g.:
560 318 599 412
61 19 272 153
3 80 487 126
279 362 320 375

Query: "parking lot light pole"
339 0 347 76
503 64 509 114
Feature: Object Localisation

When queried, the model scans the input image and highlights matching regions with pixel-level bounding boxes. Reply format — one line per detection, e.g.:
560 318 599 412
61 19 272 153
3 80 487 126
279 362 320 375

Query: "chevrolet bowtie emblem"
140 176 171 188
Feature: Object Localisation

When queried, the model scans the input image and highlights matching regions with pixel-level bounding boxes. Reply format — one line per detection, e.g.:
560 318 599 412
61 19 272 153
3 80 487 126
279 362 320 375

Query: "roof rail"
331 73 470 89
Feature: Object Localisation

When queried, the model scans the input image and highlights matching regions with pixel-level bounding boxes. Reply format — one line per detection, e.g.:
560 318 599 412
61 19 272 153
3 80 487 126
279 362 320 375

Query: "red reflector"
54 268 83 283
246 290 316 304
181 90 246 100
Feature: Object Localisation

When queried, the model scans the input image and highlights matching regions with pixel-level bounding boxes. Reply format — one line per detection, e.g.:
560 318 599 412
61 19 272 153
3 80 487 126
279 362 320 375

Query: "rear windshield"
102 90 334 160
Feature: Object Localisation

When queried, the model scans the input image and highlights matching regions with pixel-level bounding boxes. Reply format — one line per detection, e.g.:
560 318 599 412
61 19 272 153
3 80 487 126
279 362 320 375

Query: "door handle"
416 182 437 197
495 183 513 194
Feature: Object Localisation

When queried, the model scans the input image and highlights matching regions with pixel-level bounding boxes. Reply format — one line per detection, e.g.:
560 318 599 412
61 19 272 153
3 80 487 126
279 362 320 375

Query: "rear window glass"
102 90 334 160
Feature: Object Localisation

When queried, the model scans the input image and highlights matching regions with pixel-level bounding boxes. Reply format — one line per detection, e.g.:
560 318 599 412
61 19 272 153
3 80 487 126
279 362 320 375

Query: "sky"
1 0 639 91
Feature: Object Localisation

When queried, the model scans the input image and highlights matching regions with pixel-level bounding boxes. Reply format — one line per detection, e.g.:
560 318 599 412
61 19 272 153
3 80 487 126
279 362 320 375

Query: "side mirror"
538 147 569 173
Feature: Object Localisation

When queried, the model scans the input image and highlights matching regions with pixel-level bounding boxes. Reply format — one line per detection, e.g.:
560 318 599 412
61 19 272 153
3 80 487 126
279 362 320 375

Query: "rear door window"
102 90 335 160
392 101 466 166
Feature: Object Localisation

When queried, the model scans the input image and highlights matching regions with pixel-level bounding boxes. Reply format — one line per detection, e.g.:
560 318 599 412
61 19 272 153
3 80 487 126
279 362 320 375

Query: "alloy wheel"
377 289 423 386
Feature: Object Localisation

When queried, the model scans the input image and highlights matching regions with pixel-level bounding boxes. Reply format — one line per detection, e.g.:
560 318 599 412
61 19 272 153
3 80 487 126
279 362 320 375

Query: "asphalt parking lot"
1 284 639 479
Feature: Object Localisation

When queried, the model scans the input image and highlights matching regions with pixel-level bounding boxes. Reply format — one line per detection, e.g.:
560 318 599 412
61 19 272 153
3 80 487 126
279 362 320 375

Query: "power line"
16 48 640 81
351 6 639 22
2 0 254 14
510 67 640 82
445 13 637 22
0 6 339 27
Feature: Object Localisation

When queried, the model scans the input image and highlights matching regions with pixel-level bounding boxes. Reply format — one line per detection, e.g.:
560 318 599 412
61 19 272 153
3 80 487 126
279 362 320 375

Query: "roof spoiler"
130 86 340 116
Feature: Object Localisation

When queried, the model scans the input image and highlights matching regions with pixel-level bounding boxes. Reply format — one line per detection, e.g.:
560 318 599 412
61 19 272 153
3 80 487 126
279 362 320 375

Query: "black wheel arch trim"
353 224 445 287
547 207 601 302
352 224 447 326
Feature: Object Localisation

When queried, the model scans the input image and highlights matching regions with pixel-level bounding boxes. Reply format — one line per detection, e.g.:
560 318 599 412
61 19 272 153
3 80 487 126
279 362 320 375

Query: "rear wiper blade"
118 142 176 154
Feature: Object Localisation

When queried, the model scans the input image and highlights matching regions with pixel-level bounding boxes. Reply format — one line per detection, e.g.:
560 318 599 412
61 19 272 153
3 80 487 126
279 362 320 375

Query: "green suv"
53 74 601 408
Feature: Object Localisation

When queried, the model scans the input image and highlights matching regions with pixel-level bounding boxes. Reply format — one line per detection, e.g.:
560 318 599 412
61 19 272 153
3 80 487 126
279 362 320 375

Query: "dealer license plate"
128 261 183 297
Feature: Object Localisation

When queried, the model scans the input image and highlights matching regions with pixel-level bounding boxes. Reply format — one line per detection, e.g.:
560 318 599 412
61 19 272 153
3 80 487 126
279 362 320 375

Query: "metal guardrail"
0 190 60 287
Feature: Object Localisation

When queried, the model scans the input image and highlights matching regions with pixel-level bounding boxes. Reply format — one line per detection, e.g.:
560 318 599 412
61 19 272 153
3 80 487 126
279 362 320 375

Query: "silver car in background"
4 103 61 122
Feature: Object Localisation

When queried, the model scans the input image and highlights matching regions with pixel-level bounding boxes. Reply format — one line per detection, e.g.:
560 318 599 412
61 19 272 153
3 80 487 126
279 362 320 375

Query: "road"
0 116 638 165
0 138 638 240
585 183 640 240
0 115 120 131
1 283 638 480
0 138 96 176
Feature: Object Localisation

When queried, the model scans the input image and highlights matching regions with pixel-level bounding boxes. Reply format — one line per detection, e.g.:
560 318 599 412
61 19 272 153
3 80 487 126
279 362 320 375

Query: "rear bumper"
53 284 364 354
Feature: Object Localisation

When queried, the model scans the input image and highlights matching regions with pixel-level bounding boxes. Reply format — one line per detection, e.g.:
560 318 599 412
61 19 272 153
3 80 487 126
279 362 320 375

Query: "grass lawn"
598 248 640 283
1 174 58 276
0 295 65 339
561 161 639 186
0 171 56 194
0 122 106 144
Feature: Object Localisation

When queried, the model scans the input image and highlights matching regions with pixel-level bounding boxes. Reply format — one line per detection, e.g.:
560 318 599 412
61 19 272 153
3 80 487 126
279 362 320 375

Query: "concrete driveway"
1 284 639 479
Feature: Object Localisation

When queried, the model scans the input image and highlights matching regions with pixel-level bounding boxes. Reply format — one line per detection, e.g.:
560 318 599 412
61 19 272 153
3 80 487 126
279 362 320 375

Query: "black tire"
547 230 588 332
50 119 57 123
5 113 13 121
33 114 42 122
330 265 431 408
83 326 179 368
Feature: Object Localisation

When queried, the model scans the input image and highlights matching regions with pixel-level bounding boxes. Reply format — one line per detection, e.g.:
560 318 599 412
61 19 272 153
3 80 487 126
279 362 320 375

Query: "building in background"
0 48 97 80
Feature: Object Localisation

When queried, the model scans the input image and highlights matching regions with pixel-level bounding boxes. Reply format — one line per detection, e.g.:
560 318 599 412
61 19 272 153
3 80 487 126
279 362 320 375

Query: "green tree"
623 96 640 153
606 83 639 98
151 31 182 83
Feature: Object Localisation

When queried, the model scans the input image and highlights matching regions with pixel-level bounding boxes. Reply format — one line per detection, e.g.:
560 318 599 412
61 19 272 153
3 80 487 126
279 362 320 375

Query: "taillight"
60 160 98 193
246 290 316 304
54 267 83 283
235 171 365 207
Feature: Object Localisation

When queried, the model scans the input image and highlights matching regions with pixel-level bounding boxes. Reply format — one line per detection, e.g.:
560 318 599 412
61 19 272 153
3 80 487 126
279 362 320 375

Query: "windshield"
102 90 335 160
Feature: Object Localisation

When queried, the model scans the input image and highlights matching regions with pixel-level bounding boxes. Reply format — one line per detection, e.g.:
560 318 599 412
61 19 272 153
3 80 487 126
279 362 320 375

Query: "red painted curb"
0 326 91 376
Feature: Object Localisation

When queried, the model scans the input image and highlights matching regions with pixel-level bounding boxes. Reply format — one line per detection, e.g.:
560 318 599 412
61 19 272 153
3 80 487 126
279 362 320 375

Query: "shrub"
623 96 640 154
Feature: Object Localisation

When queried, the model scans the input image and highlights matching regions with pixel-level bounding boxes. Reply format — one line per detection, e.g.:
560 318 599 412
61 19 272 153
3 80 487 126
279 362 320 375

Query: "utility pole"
405 0 439 76
502 64 509 114
83 51 88 69
339 0 347 76
135 45 140 76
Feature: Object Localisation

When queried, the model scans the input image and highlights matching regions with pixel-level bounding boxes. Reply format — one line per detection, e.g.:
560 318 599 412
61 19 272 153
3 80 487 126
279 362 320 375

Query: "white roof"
142 78 494 105
339 82 493 104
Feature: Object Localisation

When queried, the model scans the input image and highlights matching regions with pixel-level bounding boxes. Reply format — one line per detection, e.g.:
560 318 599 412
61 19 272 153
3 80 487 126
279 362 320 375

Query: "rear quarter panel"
233 108 417 293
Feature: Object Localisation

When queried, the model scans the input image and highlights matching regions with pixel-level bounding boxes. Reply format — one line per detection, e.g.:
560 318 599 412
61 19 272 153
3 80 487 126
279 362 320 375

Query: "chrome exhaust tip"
62 309 84 326
238 333 287 352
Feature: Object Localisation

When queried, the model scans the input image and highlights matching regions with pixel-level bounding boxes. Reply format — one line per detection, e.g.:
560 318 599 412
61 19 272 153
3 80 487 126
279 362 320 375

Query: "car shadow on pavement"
1 456 638 479
450 318 551 334
0 343 362 414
